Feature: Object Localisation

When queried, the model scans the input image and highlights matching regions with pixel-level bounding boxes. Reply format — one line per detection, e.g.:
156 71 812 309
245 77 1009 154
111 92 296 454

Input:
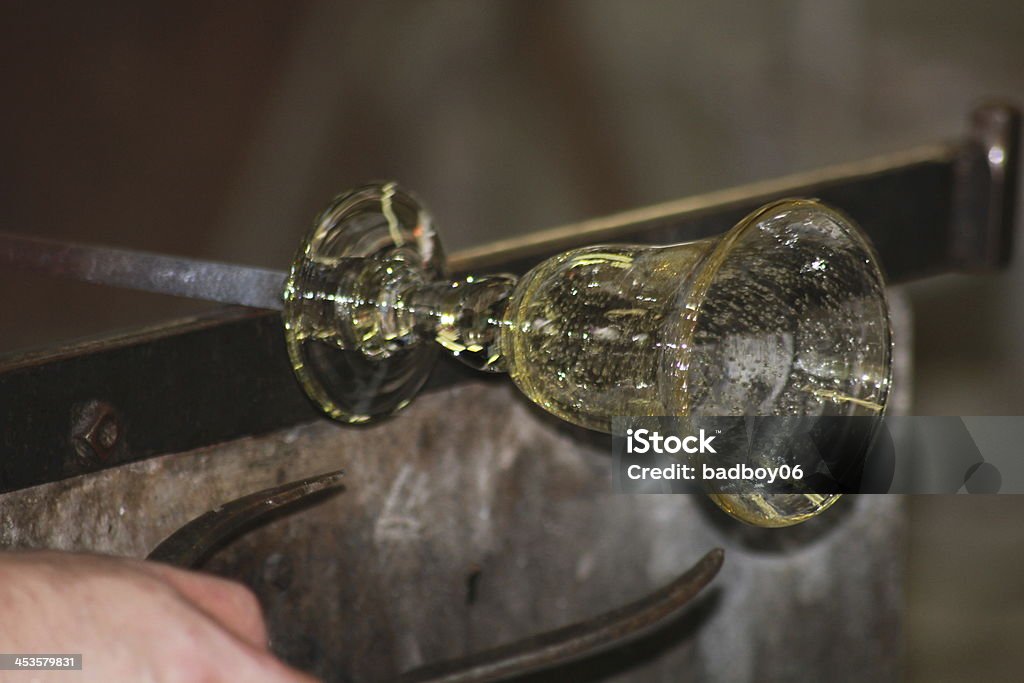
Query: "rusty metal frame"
0 103 1018 493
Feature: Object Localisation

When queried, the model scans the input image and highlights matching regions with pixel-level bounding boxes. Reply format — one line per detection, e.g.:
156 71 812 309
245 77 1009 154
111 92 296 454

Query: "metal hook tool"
148 470 345 567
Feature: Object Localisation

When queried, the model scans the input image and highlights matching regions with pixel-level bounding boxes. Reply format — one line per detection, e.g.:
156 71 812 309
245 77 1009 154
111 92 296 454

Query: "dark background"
1 2 1022 679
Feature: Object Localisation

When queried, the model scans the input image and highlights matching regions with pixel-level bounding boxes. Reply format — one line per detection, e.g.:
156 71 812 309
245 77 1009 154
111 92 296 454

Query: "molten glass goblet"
283 183 892 527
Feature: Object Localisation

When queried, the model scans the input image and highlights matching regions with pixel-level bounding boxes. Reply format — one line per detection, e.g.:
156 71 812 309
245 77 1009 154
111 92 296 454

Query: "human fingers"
144 561 269 650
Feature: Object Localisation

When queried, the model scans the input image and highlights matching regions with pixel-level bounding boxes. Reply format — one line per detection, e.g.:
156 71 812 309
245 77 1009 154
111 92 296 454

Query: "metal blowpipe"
0 231 287 310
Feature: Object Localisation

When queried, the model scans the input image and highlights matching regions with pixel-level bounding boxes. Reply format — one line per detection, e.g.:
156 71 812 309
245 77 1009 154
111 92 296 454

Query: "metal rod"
0 232 286 310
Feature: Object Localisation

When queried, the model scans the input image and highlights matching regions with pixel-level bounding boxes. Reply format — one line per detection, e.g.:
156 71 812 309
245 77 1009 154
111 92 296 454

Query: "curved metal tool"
147 469 345 566
148 473 724 682
395 547 724 683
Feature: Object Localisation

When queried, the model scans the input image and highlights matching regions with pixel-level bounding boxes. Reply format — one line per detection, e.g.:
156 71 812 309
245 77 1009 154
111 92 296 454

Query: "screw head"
70 400 123 463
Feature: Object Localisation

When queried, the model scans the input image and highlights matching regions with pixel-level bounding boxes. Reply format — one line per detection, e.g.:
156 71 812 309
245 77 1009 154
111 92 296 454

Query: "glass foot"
282 183 446 422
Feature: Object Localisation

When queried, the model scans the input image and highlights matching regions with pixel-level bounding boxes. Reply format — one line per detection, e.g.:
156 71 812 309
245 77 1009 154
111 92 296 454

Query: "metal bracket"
951 103 1021 270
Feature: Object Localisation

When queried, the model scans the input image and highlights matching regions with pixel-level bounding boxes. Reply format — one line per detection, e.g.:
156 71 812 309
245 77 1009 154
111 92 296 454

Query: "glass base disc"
282 183 446 423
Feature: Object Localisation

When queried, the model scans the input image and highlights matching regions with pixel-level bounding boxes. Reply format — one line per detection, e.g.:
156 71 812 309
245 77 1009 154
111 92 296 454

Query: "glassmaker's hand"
0 550 316 683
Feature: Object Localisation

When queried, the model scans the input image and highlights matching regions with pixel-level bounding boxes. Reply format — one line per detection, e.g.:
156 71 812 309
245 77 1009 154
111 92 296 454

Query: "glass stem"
402 274 518 372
